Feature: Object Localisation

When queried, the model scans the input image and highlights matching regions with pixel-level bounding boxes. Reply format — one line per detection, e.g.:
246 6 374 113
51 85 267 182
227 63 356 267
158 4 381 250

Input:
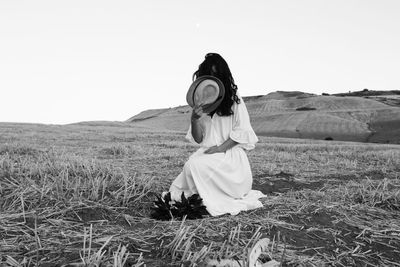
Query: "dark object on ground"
325 137 334 140
151 192 209 221
275 171 294 179
296 106 316 111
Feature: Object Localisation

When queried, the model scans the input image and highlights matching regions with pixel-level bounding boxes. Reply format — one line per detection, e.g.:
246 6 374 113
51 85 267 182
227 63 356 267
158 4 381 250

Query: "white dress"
169 96 266 216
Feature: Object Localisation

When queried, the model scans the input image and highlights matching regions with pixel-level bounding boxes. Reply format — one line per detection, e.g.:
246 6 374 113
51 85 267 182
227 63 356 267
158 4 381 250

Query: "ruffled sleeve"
229 97 258 150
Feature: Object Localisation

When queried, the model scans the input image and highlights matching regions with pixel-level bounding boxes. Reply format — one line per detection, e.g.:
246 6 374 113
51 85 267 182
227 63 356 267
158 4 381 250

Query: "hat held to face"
186 76 225 114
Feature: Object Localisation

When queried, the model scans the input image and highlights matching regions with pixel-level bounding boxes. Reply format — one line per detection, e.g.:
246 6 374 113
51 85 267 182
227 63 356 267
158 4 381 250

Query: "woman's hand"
204 138 238 154
191 103 204 121
204 146 223 154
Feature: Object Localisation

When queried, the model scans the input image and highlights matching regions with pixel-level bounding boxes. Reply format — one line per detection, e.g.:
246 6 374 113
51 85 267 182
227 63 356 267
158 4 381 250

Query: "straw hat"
186 76 225 114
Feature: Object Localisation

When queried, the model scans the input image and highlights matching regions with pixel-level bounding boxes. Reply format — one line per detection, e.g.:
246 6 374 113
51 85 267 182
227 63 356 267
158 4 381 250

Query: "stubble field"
0 122 399 266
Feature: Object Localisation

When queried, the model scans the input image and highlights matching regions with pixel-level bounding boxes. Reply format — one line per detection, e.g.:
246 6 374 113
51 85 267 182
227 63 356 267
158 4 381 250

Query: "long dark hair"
193 53 240 116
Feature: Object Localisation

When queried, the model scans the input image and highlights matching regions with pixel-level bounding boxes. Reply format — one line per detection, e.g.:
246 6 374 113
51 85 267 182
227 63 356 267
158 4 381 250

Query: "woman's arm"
204 138 238 154
191 105 204 143
191 118 203 143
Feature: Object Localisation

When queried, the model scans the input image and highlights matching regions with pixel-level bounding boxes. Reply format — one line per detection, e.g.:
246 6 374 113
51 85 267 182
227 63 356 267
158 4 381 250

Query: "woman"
169 53 265 216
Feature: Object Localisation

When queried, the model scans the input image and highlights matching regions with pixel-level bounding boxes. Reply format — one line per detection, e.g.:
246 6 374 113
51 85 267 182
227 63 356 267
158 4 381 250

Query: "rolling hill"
127 90 400 144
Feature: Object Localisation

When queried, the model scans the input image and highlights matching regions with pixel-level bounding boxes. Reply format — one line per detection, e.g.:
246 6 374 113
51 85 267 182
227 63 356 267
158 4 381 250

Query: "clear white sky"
1 0 399 124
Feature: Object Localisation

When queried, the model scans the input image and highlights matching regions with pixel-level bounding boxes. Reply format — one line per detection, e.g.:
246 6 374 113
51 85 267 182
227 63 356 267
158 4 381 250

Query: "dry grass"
1 122 400 266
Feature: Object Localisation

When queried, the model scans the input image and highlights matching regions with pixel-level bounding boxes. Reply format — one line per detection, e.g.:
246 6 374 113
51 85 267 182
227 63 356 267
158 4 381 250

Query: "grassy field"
1 122 400 266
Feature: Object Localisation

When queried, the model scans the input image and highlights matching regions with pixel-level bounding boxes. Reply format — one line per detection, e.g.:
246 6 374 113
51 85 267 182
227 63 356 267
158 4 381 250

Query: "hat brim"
186 76 225 114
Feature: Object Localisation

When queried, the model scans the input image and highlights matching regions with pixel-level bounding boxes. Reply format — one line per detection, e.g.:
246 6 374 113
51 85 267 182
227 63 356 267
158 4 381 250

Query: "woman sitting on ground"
167 53 265 217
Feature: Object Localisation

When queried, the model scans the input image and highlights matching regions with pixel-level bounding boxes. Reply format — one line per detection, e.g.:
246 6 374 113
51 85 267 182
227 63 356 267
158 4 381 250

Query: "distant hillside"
332 89 400 108
126 108 171 122
332 89 400 97
127 90 400 144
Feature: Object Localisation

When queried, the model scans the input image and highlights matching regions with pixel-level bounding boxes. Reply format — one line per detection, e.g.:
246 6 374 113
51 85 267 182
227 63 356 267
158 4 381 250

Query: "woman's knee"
184 157 202 171
184 158 194 171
